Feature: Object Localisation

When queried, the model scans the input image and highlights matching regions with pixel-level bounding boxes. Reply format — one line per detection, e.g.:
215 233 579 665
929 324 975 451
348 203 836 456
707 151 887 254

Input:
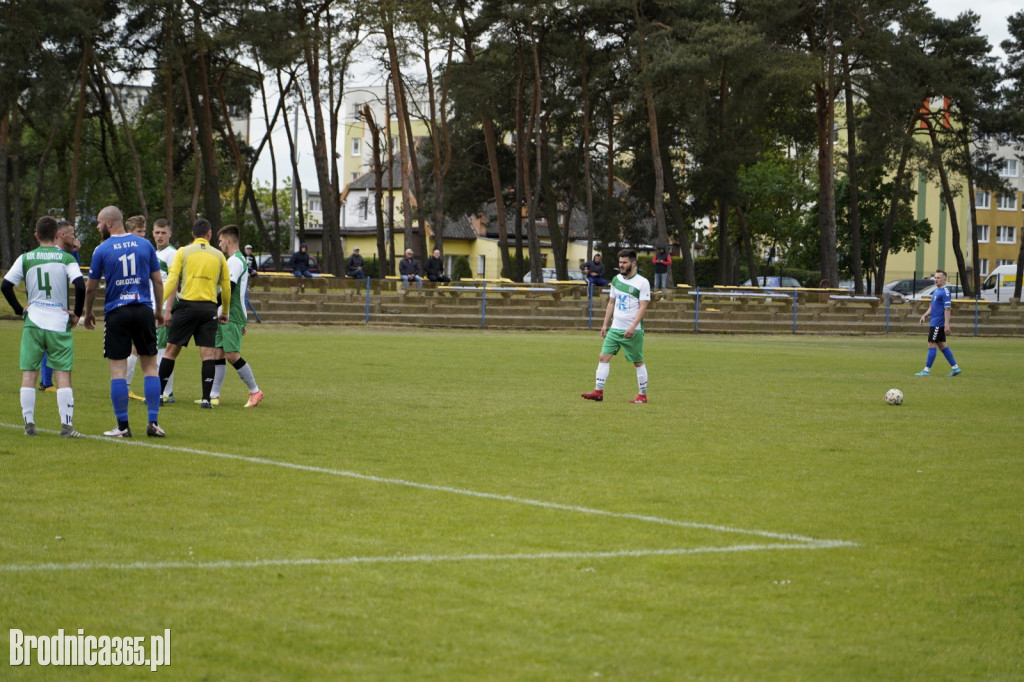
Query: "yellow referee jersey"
163 237 231 313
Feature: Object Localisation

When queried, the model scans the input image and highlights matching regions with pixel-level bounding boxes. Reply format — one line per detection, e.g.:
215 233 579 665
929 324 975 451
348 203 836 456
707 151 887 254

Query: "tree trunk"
192 14 221 229
0 114 14 269
661 142 692 286
101 62 148 219
735 206 759 286
814 79 838 288
635 5 669 252
923 118 970 293
364 104 390 277
298 13 341 274
164 69 175 224
383 18 418 264
843 56 864 294
67 44 90 223
456 0 510 279
876 113 918 293
579 32 597 265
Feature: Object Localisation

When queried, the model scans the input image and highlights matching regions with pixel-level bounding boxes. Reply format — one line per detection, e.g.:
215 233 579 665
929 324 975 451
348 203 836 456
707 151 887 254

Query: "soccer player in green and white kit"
1 216 86 436
206 224 264 407
153 218 177 402
581 248 651 404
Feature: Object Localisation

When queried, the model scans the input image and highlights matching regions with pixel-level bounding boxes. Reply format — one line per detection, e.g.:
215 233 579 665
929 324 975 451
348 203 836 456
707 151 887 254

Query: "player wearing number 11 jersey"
83 205 166 438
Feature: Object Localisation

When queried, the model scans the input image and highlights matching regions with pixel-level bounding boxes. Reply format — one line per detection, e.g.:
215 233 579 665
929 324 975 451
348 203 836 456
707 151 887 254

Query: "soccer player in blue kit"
915 269 962 377
83 206 167 437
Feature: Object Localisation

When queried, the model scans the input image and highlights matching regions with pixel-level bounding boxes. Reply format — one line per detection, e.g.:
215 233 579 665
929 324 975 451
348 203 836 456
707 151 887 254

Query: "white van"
978 264 1022 302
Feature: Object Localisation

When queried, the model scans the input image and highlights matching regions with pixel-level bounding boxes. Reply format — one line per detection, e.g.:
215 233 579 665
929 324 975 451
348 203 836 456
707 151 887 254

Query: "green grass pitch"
1 322 1021 680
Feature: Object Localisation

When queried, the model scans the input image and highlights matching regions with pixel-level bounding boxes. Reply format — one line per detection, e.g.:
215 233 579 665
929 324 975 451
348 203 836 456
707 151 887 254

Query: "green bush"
693 257 719 287
452 255 473 281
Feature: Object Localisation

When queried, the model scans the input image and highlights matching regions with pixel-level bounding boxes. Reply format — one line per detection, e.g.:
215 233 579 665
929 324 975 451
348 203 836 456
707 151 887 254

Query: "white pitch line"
1 423 859 566
0 542 856 573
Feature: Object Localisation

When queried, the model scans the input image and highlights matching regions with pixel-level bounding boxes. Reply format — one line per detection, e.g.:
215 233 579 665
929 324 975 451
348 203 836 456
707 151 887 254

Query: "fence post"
694 287 701 333
365 276 371 325
792 291 798 333
587 282 594 330
481 280 487 328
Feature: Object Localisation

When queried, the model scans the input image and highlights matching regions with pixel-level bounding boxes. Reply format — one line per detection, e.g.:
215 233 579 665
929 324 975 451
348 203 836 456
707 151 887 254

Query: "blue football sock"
40 351 54 387
941 347 957 367
111 379 130 424
926 348 937 368
144 375 162 423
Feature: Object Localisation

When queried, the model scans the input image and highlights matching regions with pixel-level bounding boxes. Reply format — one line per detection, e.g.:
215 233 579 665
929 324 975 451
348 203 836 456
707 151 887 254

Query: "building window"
308 198 321 212
975 224 989 242
978 258 989 276
997 259 1014 268
351 138 361 157
477 254 486 276
357 197 370 220
975 191 990 209
996 193 1018 210
996 225 1016 244
998 159 1019 177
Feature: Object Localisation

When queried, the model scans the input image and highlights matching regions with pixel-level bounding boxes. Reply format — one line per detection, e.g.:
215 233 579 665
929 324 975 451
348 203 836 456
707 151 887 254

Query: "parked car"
523 268 586 283
882 278 933 299
837 279 871 293
906 284 963 301
741 276 801 288
256 253 320 274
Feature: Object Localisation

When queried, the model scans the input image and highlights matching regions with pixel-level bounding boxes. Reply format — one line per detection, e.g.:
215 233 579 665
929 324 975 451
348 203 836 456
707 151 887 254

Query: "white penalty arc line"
0 542 853 573
1 423 858 569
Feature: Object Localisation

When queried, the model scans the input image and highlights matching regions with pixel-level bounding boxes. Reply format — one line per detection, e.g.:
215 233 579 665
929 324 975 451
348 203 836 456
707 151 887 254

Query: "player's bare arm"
150 271 165 327
82 278 99 330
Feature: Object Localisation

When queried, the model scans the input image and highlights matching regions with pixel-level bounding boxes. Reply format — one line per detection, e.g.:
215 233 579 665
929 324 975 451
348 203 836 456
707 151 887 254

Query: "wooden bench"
828 294 881 311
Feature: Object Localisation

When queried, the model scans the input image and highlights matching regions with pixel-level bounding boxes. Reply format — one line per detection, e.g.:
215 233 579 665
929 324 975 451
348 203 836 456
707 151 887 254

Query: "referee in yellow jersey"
157 218 231 408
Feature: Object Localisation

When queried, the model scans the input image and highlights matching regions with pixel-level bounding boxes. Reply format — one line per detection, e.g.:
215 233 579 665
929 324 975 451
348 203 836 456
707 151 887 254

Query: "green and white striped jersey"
3 246 83 332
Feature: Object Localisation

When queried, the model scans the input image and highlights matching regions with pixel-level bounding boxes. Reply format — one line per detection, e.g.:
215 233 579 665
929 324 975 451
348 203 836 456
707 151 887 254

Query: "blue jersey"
928 285 951 326
88 234 162 314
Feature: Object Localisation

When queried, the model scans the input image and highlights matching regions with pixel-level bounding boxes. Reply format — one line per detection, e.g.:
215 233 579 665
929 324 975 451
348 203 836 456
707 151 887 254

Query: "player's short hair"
617 248 637 262
218 224 240 245
56 219 73 232
935 269 947 277
154 218 171 232
126 215 146 234
36 216 59 241
193 218 212 238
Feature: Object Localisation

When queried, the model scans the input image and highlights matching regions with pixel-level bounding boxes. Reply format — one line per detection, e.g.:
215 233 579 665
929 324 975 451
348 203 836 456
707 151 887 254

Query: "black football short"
927 325 946 344
167 300 219 348
104 304 158 360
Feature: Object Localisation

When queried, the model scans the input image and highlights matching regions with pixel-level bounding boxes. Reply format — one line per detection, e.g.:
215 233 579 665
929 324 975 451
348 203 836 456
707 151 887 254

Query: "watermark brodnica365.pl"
10 628 171 671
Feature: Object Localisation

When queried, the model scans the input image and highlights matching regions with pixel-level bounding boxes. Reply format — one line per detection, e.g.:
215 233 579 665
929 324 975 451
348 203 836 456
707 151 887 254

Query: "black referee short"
167 300 219 348
104 303 158 360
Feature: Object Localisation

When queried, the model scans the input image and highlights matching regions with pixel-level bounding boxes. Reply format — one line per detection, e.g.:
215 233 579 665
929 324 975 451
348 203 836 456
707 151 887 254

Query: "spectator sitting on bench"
425 249 451 283
346 247 366 279
399 249 423 289
583 253 608 286
292 243 313 278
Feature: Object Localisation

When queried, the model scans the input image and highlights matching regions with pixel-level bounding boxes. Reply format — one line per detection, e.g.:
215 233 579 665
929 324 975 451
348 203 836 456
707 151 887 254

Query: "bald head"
96 206 125 239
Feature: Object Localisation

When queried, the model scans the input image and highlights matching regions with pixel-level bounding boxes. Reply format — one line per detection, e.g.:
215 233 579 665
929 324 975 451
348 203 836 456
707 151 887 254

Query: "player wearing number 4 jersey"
83 206 166 438
2 216 86 437
581 249 651 404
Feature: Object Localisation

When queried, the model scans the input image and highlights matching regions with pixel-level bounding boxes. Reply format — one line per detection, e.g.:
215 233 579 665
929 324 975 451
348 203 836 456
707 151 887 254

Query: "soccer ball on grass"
885 388 904 406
